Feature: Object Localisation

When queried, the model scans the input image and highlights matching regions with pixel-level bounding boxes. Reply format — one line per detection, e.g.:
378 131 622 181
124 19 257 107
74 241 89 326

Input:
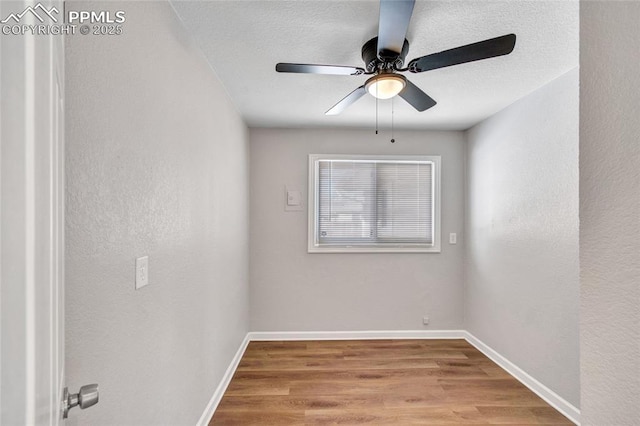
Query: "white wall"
250 128 465 331
65 2 249 425
465 69 580 408
580 3 640 424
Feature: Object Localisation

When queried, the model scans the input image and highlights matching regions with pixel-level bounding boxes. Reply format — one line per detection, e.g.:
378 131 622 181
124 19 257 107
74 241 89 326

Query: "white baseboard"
463 331 580 425
248 329 466 341
196 334 250 426
198 330 580 426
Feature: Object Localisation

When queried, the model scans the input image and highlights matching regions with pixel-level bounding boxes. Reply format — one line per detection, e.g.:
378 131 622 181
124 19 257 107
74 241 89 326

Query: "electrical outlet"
423 316 430 325
449 233 457 244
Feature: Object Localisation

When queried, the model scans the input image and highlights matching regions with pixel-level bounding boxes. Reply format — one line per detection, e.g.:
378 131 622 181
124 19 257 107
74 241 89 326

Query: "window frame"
308 154 441 253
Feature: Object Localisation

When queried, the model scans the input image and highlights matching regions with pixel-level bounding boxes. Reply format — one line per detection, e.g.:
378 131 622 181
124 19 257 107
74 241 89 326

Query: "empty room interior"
1 0 639 425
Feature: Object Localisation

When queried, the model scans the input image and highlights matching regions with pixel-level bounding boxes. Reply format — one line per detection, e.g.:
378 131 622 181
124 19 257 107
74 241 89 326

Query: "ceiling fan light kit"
275 0 517 116
366 74 407 99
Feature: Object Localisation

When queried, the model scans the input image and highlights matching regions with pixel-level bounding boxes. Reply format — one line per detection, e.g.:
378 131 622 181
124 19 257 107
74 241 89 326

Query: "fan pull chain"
391 96 395 143
375 85 379 134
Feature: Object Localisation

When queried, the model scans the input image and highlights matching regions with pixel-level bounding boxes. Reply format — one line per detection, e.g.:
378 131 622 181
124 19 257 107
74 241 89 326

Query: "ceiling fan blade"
325 86 367 115
399 79 437 112
377 0 415 58
276 63 365 75
408 34 516 73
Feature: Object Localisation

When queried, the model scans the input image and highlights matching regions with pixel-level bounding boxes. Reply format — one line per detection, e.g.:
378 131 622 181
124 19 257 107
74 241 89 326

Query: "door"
0 1 65 424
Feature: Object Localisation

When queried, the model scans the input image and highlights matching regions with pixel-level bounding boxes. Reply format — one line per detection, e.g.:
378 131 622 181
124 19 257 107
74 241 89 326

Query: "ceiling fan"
275 0 516 115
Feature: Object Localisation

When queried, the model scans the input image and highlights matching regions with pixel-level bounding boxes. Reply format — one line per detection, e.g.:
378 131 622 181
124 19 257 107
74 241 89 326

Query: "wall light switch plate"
287 191 301 206
284 186 303 211
135 256 149 290
449 233 457 244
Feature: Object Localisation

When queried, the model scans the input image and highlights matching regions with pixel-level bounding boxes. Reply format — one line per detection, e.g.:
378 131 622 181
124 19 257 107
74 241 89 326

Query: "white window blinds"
317 159 434 246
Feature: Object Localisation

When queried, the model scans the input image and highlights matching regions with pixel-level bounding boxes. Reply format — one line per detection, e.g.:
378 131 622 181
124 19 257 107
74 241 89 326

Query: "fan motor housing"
361 37 410 73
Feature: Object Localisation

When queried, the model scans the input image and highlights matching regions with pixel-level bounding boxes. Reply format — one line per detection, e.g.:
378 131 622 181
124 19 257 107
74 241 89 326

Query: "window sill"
307 245 441 254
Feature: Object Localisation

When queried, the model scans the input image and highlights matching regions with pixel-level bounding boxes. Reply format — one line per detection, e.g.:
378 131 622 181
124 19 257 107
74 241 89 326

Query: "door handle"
62 384 99 419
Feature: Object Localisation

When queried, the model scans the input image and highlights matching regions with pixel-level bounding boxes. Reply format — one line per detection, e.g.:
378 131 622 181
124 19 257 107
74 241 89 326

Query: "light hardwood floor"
210 339 573 425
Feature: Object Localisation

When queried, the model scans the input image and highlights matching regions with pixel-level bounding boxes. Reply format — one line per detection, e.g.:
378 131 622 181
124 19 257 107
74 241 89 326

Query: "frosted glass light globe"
365 74 407 99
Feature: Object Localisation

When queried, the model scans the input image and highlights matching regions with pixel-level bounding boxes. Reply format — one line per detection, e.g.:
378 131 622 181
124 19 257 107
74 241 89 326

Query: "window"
308 154 441 253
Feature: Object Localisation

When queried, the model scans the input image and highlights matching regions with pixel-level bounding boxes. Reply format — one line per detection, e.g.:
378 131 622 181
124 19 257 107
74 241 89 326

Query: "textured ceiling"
171 1 578 130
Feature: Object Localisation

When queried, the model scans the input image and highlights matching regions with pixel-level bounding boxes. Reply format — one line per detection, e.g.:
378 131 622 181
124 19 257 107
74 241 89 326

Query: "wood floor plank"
475 406 572 424
209 339 574 425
